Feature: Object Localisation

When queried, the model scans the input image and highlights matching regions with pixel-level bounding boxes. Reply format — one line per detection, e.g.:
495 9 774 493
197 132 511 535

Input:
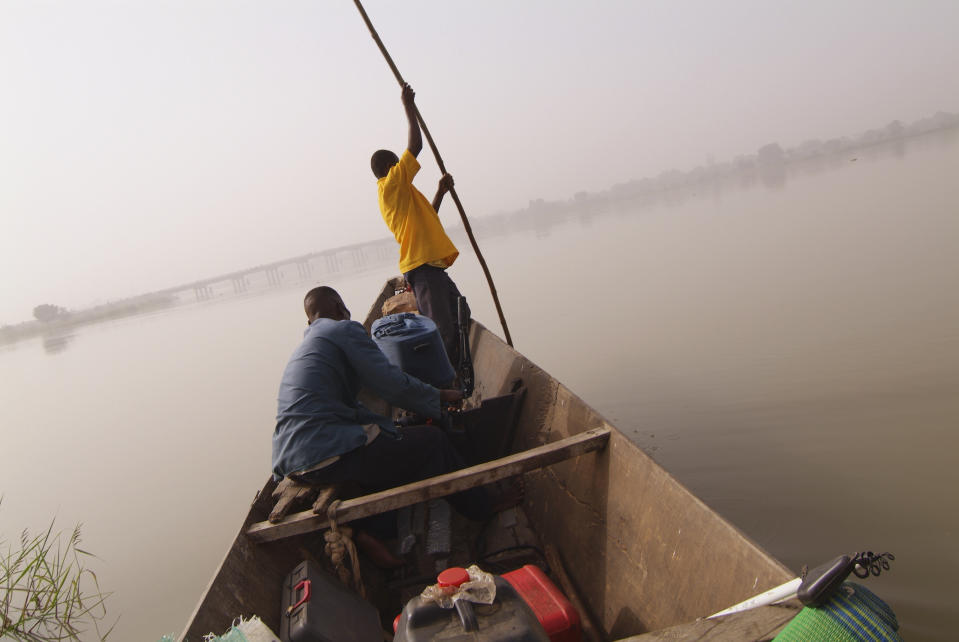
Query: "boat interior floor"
268 474 546 631
263 382 559 629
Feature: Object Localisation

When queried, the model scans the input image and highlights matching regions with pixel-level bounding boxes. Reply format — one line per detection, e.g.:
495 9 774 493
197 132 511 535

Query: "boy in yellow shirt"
371 83 468 370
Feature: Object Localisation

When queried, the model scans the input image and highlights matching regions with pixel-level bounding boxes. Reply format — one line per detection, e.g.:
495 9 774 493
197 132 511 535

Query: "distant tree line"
466 109 959 236
1 293 176 347
33 303 68 322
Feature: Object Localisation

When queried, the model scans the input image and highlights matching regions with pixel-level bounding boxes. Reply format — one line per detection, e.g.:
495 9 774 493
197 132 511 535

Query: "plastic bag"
157 615 280 642
419 565 497 609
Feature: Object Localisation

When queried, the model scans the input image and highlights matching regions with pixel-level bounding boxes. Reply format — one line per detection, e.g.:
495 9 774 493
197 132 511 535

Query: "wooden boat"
180 278 799 641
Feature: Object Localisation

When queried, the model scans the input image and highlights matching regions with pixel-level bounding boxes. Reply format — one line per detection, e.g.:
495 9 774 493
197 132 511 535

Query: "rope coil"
324 499 366 598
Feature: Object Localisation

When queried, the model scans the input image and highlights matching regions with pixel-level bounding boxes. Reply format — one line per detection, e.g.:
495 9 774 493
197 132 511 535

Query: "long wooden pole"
352 0 513 347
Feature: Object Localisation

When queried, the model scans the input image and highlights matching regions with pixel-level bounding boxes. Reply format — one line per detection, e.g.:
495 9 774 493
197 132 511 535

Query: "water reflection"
41 332 75 355
1 129 956 641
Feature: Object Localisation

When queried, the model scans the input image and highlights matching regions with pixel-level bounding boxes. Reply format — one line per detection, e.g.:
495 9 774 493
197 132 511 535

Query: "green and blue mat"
775 582 903 641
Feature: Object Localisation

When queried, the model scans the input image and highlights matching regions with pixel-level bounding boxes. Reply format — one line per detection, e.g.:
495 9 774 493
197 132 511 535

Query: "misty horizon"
4 2 958 325
3 106 955 328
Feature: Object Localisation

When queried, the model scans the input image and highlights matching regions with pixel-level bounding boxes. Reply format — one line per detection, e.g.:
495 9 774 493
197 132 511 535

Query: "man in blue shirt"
272 286 488 522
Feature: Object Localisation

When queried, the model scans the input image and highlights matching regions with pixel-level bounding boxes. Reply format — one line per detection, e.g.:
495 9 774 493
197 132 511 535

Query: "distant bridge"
158 237 398 302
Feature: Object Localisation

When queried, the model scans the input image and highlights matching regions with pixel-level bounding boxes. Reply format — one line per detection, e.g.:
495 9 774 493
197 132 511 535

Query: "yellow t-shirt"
378 150 459 274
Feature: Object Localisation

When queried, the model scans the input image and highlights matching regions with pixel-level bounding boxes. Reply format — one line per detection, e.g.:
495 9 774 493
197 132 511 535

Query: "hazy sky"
2 1 957 324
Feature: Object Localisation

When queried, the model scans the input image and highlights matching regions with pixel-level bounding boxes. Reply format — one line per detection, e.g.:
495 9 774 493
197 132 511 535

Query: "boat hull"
181 278 793 640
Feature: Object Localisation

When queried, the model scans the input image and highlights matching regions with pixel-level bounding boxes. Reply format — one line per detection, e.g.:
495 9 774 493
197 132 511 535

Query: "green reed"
1 502 115 641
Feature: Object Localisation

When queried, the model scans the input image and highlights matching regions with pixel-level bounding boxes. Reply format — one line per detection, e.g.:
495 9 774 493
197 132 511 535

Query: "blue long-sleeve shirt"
272 318 441 479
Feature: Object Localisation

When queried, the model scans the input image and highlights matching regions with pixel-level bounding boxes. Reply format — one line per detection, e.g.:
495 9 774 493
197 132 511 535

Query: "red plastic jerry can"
502 565 582 642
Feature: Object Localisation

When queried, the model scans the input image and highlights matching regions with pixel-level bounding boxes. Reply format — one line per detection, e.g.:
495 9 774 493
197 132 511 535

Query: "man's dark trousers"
293 424 490 522
404 264 468 368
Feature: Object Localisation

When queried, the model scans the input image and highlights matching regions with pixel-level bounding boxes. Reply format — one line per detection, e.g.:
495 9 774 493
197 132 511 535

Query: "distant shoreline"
0 294 177 347
4 109 956 340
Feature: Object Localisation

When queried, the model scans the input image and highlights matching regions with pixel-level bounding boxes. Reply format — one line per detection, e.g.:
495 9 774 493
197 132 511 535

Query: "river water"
1 130 957 641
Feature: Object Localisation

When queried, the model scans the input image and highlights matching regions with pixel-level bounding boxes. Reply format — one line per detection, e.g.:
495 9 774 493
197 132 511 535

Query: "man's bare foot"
354 530 405 569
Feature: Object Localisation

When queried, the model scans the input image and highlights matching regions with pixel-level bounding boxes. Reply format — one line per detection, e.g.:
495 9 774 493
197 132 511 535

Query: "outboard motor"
372 313 456 388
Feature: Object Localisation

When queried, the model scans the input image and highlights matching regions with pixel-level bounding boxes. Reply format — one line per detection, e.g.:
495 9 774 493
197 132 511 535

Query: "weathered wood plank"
615 602 800 641
247 427 611 544
180 479 305 640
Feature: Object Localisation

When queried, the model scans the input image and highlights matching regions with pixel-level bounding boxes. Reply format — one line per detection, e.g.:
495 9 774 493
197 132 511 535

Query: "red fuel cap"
437 567 471 588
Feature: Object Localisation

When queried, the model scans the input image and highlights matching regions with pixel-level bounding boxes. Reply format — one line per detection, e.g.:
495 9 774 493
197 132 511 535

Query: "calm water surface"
1 132 957 640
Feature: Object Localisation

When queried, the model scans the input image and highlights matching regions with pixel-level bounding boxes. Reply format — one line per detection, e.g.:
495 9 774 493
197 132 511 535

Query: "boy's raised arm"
402 83 423 157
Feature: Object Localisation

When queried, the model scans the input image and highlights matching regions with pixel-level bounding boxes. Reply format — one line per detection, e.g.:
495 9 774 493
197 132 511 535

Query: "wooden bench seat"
250 427 611 543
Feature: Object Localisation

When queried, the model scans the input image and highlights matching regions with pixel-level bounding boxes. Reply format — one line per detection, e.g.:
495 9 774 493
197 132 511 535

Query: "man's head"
304 286 351 323
370 149 399 179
